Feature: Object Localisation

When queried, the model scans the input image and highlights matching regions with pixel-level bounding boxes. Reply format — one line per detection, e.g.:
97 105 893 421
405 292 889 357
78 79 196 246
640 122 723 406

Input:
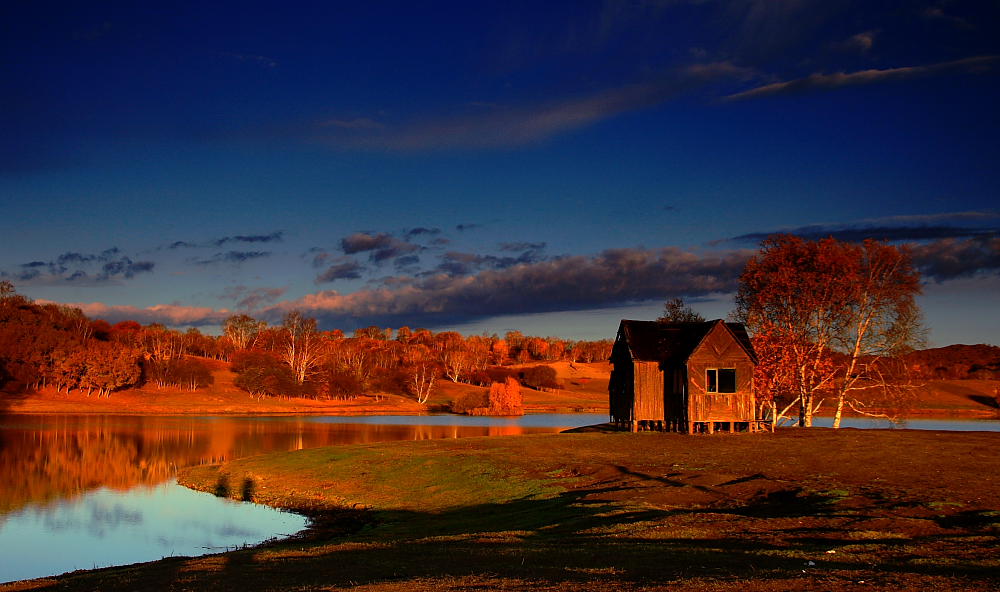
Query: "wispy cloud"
166 231 284 250
42 234 1000 329
212 232 284 246
922 6 973 29
187 251 272 265
855 211 1000 225
340 231 421 262
498 241 546 252
0 248 155 285
220 285 287 310
317 64 752 151
51 302 231 327
43 246 749 328
727 225 1000 245
834 30 878 53
261 246 752 327
726 55 999 101
434 247 551 277
404 227 442 240
722 222 1000 281
315 260 365 284
912 236 1000 281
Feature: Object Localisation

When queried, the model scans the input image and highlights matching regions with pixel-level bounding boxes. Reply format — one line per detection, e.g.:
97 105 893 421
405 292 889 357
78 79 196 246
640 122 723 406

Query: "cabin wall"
608 339 633 423
633 361 664 421
663 365 687 422
686 324 756 422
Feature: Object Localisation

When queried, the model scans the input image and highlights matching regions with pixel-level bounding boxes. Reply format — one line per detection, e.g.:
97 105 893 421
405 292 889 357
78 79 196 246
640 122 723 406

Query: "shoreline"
6 429 998 591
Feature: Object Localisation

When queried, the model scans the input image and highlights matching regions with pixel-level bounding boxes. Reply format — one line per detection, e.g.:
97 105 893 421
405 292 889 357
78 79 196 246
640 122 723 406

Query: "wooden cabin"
609 319 764 433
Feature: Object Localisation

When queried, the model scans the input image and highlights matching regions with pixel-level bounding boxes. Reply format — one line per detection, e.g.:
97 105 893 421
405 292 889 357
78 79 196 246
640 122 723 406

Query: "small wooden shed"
608 319 764 433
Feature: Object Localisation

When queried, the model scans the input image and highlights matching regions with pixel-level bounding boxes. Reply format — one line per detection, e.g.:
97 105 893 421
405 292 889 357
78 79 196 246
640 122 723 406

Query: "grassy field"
6 428 999 591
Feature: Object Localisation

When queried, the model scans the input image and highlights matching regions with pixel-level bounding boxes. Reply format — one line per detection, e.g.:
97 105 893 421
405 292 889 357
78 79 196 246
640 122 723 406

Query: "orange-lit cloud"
726 55 999 101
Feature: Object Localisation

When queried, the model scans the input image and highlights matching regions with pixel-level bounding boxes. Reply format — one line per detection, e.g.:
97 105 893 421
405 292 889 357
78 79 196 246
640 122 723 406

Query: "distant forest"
0 282 611 402
1 282 997 403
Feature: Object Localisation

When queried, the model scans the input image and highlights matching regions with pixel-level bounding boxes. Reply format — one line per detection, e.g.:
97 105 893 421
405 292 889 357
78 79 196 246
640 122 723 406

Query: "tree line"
220 311 611 405
0 280 612 404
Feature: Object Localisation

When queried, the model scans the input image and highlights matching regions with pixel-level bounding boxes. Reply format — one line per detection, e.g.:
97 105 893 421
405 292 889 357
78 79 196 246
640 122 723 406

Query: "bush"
520 365 560 390
466 369 492 387
488 377 523 416
485 366 517 383
450 389 489 414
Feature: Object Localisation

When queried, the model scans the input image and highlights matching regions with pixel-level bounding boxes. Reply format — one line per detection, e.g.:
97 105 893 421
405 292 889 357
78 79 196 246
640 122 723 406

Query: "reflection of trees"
0 416 552 517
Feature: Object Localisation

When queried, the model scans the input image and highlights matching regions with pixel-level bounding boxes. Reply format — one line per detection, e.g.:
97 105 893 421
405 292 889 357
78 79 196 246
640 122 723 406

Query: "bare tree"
224 314 265 351
281 311 324 385
657 298 705 323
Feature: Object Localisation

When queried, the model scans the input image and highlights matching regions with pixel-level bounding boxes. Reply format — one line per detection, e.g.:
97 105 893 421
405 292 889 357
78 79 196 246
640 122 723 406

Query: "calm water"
0 413 604 583
809 416 1000 431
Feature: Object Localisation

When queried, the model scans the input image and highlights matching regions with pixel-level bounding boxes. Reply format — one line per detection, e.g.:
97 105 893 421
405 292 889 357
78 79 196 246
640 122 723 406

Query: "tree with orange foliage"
490 339 509 364
736 235 923 427
487 377 523 416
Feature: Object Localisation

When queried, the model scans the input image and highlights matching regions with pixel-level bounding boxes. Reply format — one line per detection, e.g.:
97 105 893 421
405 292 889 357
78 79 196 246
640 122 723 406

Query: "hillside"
4 355 998 419
905 344 1000 380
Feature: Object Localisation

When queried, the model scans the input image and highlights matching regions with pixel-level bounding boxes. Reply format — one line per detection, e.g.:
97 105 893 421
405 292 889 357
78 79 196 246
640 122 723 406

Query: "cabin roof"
618 319 757 365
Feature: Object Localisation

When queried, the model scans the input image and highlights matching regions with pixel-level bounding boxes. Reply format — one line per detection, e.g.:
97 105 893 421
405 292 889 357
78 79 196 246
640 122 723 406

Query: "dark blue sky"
2 1 999 345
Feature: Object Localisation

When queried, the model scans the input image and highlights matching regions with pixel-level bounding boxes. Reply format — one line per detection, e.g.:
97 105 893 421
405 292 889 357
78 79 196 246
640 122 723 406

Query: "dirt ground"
7 428 998 591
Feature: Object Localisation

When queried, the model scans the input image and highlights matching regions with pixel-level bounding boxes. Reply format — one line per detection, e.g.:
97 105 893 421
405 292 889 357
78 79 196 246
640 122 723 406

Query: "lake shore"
5 428 999 591
3 372 995 420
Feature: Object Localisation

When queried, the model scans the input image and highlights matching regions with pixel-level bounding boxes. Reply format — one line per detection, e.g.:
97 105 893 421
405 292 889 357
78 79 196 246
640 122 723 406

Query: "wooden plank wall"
687 324 756 422
608 338 634 423
664 366 687 422
633 361 664 421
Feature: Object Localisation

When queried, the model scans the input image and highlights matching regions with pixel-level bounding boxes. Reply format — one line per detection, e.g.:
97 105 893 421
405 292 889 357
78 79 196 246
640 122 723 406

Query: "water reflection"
0 414 599 518
810 416 1000 431
1 482 307 583
0 413 603 583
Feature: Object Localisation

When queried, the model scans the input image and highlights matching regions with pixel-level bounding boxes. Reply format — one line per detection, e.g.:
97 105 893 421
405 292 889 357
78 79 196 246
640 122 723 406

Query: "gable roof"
617 319 757 365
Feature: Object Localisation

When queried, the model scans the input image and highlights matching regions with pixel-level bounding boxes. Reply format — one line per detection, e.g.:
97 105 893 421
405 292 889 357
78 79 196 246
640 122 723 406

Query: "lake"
0 413 605 584
3 411 999 583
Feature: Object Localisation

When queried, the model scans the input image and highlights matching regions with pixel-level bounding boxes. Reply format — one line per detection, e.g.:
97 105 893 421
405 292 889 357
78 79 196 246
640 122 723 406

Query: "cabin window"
706 368 737 393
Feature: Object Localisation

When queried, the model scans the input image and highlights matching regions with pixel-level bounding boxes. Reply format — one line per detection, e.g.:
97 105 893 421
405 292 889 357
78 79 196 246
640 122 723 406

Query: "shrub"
451 389 489 414
488 377 523 416
521 365 560 390
486 366 517 383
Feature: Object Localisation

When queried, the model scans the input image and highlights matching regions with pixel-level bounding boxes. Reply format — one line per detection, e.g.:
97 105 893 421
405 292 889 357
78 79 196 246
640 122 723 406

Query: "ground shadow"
968 394 999 409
